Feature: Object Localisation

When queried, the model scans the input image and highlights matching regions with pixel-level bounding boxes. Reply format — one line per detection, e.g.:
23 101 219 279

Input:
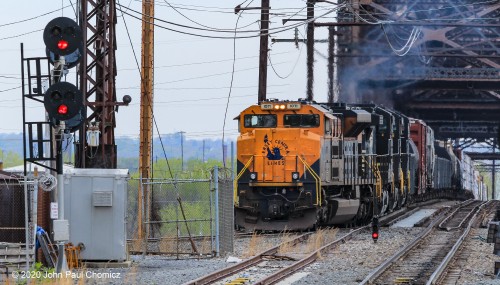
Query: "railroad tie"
225 277 250 285
394 277 414 284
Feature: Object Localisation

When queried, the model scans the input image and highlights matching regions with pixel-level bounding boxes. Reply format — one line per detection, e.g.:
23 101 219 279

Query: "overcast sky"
0 0 338 140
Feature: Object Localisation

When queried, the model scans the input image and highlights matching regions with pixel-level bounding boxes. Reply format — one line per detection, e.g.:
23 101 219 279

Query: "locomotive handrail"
361 156 382 198
298 155 322 206
399 167 404 196
233 156 254 206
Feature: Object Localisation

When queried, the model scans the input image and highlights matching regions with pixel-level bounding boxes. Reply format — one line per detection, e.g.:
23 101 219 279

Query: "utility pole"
258 0 270 103
306 0 315 101
327 26 335 103
203 139 205 163
138 0 154 240
234 1 271 103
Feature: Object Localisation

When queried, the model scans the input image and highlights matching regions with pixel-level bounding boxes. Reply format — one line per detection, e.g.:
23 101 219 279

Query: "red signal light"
58 104 68 115
372 232 379 239
57 40 69 50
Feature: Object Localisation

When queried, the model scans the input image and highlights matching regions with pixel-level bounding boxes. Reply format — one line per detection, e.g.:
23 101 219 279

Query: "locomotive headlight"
292 172 299 180
274 105 280 110
279 104 285 110
250 172 257 180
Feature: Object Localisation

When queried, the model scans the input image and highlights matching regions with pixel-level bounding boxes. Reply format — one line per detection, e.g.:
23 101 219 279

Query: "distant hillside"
0 133 23 155
0 133 233 166
117 134 233 161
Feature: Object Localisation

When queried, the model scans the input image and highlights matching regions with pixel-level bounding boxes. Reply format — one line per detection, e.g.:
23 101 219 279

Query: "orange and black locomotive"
234 99 476 231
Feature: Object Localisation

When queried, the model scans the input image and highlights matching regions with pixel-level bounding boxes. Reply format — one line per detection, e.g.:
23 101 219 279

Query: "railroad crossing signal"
44 82 84 127
372 217 380 242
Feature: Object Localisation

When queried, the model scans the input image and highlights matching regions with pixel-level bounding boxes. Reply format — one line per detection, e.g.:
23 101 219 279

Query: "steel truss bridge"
333 0 499 145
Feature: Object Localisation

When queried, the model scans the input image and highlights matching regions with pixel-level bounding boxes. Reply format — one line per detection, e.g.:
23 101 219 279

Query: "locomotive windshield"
244 114 277 128
284 114 320 128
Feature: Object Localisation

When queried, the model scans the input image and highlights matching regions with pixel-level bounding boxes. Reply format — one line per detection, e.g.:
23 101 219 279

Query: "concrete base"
84 260 132 268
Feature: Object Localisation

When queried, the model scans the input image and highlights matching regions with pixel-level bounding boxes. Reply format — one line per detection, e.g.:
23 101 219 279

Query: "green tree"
0 148 23 168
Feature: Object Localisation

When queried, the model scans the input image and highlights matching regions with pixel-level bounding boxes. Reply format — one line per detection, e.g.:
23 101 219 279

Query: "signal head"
43 17 82 56
44 82 83 122
372 217 380 242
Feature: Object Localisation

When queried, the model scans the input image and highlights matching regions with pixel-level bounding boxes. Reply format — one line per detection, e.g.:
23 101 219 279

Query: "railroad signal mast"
41 16 85 273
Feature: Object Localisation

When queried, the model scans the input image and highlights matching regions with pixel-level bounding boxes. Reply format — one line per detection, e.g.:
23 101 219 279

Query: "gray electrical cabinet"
63 168 129 261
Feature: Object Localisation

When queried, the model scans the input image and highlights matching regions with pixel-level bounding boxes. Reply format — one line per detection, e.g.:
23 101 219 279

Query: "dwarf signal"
372 217 380 242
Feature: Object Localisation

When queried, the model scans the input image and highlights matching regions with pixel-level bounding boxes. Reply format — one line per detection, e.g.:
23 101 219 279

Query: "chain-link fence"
0 172 46 277
127 166 234 258
0 177 25 243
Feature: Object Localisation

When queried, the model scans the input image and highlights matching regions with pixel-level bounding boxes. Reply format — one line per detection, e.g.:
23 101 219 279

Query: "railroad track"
184 227 367 285
435 200 500 285
360 199 486 285
183 232 313 285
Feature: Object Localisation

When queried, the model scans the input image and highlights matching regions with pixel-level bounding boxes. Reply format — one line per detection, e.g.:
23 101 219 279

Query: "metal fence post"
140 176 147 257
209 176 214 254
32 168 38 263
24 175 30 272
214 166 220 257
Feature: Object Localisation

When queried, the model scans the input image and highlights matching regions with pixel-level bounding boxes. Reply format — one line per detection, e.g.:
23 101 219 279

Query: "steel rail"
426 201 489 285
359 208 451 285
359 199 476 285
182 232 312 285
253 226 368 285
439 201 483 231
437 199 475 230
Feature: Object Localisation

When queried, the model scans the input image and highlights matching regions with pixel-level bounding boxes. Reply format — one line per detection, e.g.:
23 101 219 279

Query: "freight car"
234 99 475 231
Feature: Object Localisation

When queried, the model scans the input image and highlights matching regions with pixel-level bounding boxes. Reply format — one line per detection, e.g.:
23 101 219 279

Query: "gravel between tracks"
49 207 500 285
79 227 500 285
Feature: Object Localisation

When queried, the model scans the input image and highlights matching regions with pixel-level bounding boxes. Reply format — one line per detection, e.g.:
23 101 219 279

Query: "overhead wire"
0 5 72 28
131 0 316 16
117 50 296 71
221 0 253 169
0 29 44 41
118 3 259 33
118 60 290 89
117 3 345 39
161 0 260 31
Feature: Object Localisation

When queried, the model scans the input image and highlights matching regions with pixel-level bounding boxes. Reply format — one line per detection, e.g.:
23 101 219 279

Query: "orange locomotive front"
234 100 325 231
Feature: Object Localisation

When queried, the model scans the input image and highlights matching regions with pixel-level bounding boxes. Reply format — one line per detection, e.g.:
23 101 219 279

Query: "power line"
117 50 296 71
0 5 72 28
161 0 260 31
118 3 344 39
0 29 44 41
117 83 289 90
118 60 289 89
0 86 22 93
